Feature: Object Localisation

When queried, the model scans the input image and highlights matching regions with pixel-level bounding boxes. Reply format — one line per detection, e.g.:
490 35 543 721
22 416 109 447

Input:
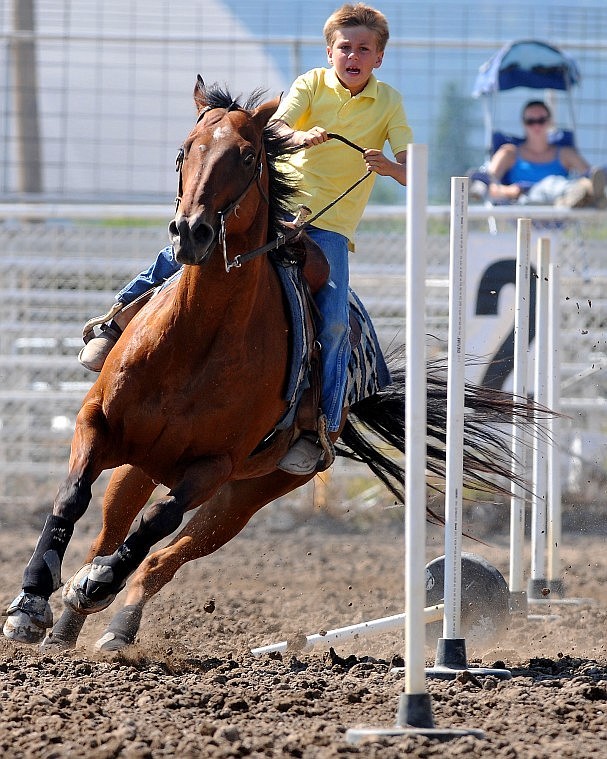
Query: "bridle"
174 103 270 272
174 104 371 273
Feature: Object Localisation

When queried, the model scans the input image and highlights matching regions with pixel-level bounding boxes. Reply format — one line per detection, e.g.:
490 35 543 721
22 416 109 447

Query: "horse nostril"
190 219 215 247
168 218 179 242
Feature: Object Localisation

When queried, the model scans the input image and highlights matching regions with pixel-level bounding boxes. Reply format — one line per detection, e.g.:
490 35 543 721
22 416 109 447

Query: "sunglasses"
523 116 549 126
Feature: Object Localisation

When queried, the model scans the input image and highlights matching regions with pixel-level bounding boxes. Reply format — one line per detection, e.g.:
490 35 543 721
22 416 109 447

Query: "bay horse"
4 78 531 650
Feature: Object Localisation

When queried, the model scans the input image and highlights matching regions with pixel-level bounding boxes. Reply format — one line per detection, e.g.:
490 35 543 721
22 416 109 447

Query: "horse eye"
242 151 256 167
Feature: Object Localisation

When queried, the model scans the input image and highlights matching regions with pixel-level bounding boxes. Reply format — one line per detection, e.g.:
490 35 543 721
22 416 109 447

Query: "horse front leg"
3 467 96 643
63 455 232 616
94 469 311 651
41 464 157 651
3 406 108 644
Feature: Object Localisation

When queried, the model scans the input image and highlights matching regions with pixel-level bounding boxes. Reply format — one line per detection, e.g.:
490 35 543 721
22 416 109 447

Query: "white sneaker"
277 434 323 475
78 324 121 372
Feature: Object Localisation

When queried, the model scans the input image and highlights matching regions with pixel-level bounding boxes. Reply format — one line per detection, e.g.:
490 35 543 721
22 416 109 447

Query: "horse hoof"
40 631 76 652
62 564 120 615
95 631 133 652
3 592 52 644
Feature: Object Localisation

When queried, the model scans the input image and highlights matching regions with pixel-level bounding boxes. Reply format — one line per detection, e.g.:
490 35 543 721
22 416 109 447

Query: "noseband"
174 104 268 272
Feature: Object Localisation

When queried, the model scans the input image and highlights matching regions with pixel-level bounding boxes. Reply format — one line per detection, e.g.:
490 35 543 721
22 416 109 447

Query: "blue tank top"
505 148 568 185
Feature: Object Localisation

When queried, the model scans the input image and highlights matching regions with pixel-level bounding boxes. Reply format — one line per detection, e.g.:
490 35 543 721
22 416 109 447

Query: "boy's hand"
365 148 407 186
363 148 392 175
299 126 329 147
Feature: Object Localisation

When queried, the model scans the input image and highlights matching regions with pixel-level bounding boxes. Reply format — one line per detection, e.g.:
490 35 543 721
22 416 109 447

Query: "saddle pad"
345 288 391 405
274 262 391 430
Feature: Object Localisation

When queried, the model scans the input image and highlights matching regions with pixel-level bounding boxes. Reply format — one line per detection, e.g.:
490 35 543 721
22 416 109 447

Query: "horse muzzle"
169 214 216 265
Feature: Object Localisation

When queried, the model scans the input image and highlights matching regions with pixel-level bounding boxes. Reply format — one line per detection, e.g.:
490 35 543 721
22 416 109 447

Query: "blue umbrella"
473 39 581 96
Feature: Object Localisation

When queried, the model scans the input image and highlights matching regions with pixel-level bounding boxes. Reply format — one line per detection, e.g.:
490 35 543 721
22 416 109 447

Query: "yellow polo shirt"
273 67 412 246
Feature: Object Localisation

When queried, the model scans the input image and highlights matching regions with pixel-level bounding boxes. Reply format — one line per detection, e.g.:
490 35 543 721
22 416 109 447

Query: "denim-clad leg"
305 226 351 433
115 246 181 305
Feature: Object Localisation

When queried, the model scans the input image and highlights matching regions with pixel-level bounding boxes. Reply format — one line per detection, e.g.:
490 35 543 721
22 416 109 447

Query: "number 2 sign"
465 233 538 392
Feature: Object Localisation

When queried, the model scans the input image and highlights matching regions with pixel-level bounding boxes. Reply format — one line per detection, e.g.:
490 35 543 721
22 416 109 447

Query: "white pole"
404 143 428 695
509 219 532 600
442 177 468 640
250 605 444 657
530 238 551 596
547 260 562 584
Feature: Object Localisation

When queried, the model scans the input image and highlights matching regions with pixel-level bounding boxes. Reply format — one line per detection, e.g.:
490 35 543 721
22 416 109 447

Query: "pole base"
527 577 549 600
423 663 512 681
430 638 511 680
346 692 484 744
545 578 566 597
396 692 434 728
509 589 528 616
345 726 485 744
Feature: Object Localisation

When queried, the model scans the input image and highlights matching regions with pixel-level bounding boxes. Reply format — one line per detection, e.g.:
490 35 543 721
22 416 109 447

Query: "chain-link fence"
1 1 607 202
1 1 607 517
1 205 606 513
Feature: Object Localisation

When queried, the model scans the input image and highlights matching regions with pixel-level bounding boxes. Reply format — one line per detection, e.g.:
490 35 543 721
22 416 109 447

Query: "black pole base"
346 691 484 743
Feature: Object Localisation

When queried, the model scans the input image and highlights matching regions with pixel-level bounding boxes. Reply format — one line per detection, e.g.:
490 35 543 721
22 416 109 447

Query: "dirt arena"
0 483 606 758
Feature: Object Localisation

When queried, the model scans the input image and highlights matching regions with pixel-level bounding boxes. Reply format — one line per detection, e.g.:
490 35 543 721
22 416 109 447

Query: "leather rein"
174 105 371 273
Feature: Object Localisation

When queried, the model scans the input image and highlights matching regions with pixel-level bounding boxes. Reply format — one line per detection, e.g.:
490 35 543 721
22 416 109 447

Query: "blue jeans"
116 245 180 305
115 229 351 432
305 226 351 433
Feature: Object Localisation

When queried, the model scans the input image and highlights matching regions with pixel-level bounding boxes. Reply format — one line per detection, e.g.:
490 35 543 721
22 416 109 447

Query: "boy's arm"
364 148 407 186
272 119 329 148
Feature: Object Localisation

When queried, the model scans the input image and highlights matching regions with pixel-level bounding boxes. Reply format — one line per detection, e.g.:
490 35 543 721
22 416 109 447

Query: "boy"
79 3 411 475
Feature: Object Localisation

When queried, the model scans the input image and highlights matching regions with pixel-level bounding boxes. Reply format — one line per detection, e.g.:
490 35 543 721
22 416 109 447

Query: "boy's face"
327 26 384 96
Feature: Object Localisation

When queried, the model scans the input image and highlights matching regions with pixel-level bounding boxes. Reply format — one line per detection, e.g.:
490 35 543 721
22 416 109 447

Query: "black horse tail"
338 354 536 506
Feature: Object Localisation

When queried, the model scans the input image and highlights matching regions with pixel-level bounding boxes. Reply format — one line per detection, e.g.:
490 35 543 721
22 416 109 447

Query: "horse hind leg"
63 456 233 616
94 604 143 651
94 469 311 652
39 608 87 652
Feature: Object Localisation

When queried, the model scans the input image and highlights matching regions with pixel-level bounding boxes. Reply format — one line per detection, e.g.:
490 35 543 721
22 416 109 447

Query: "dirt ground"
0 483 606 758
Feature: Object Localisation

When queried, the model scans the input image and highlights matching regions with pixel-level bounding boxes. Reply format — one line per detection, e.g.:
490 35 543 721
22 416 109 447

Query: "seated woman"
471 100 606 208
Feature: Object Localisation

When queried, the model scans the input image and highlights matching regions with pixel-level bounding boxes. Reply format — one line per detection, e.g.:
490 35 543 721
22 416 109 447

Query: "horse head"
168 76 281 266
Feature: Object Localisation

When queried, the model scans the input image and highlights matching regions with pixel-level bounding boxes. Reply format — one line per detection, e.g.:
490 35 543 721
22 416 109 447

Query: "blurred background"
2 0 607 203
0 0 606 527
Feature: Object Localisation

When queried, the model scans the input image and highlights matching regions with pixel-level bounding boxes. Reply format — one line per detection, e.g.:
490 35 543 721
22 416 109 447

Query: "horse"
4 78 533 651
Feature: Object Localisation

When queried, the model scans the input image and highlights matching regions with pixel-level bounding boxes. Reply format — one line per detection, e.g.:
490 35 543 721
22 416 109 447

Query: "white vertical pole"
404 144 428 695
442 177 468 640
509 219 532 597
530 238 551 594
547 260 562 583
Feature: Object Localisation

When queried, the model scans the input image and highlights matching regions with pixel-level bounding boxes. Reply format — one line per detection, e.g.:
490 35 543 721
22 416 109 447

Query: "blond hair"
323 3 390 52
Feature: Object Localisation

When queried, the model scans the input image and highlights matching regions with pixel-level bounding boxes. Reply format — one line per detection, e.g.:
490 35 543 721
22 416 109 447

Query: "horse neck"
175 228 273 335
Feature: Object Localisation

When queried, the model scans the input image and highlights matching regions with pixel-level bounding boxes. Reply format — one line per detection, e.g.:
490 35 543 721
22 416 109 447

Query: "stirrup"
82 302 124 344
316 414 336 472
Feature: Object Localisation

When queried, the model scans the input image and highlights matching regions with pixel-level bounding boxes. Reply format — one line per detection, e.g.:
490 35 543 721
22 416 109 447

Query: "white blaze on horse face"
212 125 231 141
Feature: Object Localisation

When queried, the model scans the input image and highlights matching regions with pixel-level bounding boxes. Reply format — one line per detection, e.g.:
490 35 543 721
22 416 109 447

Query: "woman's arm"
561 146 591 175
486 144 521 200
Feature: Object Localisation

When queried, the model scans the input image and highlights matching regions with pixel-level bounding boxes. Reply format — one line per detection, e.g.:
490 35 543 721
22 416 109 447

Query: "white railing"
0 203 605 508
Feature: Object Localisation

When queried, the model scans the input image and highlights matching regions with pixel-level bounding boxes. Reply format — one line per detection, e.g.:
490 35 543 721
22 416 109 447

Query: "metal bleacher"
0 204 606 508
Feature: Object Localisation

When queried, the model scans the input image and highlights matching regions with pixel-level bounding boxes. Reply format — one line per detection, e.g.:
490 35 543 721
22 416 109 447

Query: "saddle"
272 231 328 455
285 230 330 295
261 231 390 469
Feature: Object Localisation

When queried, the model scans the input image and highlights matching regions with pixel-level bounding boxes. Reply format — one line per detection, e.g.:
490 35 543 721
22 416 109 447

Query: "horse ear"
252 96 282 130
194 75 207 113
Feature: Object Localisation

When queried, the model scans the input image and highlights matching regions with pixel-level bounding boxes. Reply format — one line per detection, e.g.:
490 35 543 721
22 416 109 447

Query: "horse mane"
200 83 298 242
